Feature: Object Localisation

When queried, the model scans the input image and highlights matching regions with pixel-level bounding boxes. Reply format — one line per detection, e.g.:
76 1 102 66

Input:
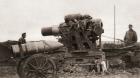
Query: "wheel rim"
20 54 56 78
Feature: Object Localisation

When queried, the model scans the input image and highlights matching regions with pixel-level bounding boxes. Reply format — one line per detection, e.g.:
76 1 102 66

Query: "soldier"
18 32 26 57
18 33 26 44
124 24 137 45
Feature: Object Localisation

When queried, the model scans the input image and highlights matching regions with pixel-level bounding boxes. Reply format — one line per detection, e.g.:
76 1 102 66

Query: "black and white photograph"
0 0 140 78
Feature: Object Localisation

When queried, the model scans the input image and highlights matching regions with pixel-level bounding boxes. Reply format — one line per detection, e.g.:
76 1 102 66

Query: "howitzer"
4 14 106 78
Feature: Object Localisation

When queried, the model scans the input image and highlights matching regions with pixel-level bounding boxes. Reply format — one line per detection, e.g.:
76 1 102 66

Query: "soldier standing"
124 24 137 45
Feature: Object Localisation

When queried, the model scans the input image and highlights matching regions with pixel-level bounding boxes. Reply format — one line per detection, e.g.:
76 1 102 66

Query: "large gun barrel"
41 27 60 36
41 19 104 37
12 40 63 55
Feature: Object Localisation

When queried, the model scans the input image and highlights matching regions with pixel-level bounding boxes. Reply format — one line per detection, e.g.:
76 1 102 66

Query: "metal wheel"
18 53 56 78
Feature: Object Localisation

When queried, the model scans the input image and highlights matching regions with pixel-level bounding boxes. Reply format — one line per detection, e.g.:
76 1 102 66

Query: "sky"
0 0 140 42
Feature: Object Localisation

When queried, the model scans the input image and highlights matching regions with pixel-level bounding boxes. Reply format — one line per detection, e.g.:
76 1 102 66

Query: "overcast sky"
0 0 140 42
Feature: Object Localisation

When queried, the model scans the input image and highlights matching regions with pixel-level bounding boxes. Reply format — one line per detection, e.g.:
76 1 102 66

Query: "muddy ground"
0 66 140 78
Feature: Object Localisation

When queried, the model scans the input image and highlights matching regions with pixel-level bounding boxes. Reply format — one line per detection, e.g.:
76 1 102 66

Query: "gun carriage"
0 14 106 78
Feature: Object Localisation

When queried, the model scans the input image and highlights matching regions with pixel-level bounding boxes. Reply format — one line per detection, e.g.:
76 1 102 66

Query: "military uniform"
124 29 137 45
18 34 26 57
18 37 26 44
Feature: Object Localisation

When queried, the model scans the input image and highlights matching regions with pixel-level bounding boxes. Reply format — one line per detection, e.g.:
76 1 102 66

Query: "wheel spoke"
38 57 46 68
28 63 37 70
42 68 54 76
25 71 36 78
29 59 53 77
34 56 46 68
45 63 53 70
41 62 54 77
35 57 40 67
19 54 56 78
42 58 48 68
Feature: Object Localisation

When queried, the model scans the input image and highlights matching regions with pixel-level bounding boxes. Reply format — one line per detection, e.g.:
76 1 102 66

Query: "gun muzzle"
41 27 60 36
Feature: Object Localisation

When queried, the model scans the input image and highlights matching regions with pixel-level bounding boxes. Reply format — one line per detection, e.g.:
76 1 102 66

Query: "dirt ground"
0 66 140 78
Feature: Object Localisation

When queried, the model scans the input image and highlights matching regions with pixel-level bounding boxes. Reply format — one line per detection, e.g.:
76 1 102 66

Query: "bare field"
0 66 140 78
0 66 18 78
